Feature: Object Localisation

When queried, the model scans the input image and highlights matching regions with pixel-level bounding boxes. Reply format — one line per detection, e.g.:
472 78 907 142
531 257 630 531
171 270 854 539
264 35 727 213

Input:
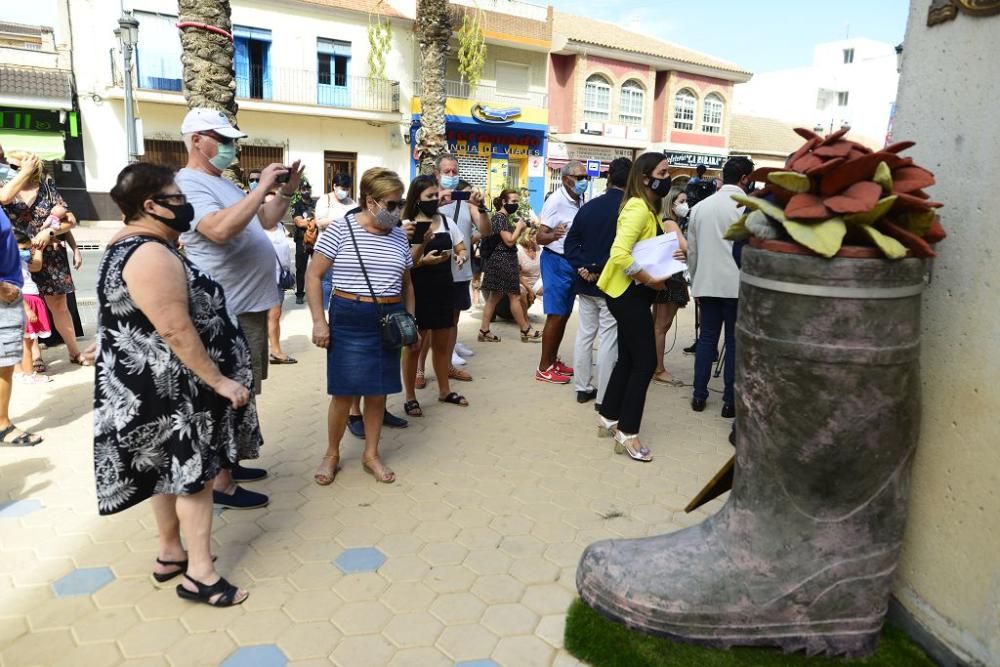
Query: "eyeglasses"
381 200 404 212
569 174 590 182
152 193 188 206
197 131 235 146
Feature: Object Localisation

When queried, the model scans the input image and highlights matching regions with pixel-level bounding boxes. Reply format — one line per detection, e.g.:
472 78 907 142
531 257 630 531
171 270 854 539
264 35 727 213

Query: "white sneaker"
451 351 467 366
455 342 475 357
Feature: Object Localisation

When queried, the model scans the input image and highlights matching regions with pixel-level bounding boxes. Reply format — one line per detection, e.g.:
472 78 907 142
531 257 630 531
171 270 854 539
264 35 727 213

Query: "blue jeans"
321 266 333 311
693 297 738 405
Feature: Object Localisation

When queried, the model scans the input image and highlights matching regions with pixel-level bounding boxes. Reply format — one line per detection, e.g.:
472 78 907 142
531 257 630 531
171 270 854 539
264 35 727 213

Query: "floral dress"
93 236 263 515
481 212 520 295
2 180 74 295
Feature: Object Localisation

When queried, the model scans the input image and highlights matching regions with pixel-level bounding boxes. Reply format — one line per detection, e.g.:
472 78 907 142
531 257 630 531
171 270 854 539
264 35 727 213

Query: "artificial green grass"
564 599 934 667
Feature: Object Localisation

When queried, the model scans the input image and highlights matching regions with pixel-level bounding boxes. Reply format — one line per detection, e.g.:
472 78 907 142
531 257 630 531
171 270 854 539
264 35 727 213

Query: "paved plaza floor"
0 299 733 666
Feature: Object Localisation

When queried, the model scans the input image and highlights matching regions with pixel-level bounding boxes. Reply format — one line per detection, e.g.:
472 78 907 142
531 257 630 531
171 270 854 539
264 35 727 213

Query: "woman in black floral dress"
0 151 86 364
94 163 261 607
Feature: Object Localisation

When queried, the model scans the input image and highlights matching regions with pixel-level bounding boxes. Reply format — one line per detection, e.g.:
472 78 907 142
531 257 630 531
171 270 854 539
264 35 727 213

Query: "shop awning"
0 129 66 160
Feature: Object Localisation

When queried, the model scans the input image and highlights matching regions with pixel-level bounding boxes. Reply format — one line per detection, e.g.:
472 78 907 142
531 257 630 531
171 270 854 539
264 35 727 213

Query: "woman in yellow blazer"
596 152 683 462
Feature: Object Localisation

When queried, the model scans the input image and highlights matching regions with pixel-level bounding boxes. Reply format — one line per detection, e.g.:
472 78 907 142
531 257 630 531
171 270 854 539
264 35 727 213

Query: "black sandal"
176 573 247 607
153 555 218 583
438 392 469 407
403 399 423 417
0 425 42 447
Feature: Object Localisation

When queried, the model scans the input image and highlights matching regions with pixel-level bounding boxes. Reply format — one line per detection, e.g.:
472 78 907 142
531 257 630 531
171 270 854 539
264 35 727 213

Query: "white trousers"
573 294 618 403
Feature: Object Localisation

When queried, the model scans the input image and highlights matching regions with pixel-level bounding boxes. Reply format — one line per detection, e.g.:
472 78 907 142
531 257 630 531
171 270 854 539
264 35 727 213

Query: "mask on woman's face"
372 202 401 230
148 201 196 233
648 176 672 198
503 203 519 215
673 202 690 219
207 140 237 171
417 200 439 217
335 188 349 201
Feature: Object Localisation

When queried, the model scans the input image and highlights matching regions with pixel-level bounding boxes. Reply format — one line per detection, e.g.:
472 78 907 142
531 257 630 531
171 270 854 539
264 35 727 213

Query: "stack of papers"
631 232 688 282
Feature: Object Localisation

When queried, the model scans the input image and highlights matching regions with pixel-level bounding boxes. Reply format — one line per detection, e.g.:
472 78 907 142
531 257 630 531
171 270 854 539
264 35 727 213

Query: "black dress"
93 236 263 515
652 220 690 307
481 212 520 295
411 215 456 330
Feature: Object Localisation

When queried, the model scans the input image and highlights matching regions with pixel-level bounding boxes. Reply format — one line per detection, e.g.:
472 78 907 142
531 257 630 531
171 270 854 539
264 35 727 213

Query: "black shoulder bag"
345 213 418 349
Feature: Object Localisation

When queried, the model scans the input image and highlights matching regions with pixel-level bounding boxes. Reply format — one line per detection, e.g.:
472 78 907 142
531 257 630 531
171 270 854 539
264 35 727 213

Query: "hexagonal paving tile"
470 574 525 605
275 621 342 661
481 603 540 636
382 581 437 613
332 547 386 574
0 498 43 518
51 567 115 597
428 592 486 626
330 600 391 635
492 635 555 667
220 644 288 667
329 633 396 667
454 661 500 667
435 624 499 662
383 611 444 648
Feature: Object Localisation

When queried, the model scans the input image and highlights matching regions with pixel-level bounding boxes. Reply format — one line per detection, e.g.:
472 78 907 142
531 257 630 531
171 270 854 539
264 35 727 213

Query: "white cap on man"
180 108 247 139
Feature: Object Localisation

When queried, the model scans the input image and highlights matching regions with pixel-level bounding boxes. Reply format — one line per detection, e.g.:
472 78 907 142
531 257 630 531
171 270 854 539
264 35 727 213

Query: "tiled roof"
553 11 749 77
0 65 73 102
729 115 805 156
451 5 552 45
0 22 49 37
294 0 407 19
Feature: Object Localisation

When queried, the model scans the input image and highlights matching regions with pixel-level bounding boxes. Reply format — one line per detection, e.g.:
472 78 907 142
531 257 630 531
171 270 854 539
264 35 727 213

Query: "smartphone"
451 190 472 201
411 220 432 245
276 171 291 184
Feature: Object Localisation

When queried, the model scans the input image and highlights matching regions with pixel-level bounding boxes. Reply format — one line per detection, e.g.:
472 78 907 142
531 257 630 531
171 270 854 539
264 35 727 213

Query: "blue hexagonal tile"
455 661 499 667
0 499 42 519
221 644 287 667
52 567 115 597
333 547 386 574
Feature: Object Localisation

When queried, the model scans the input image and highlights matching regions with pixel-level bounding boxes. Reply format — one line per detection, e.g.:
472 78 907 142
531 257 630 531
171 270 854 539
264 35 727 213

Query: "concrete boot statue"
577 247 926 658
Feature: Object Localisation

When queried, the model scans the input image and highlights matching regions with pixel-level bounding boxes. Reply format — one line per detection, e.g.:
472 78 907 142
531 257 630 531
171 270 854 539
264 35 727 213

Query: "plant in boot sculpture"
576 131 946 658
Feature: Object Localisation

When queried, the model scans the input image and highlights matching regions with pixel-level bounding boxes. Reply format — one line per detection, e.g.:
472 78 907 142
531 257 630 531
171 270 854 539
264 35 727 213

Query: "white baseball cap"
181 108 247 139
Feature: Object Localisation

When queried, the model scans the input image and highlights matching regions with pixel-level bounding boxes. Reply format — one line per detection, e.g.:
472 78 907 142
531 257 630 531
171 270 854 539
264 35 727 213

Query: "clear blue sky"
548 0 911 72
3 0 911 73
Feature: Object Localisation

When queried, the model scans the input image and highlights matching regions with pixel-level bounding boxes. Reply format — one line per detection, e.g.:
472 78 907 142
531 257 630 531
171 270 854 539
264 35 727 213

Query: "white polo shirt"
539 186 581 255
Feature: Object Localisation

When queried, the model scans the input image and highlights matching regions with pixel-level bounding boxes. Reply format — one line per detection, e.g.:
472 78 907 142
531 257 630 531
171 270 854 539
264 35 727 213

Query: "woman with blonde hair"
306 167 418 486
596 152 685 462
516 224 541 314
651 185 690 386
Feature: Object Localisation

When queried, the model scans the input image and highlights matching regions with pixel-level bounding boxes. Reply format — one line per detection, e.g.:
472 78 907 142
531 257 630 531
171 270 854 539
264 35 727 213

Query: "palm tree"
177 0 238 123
415 0 451 175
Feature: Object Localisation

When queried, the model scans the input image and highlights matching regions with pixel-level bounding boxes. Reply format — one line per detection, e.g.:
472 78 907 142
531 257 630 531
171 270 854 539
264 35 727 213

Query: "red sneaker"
535 365 571 384
553 360 575 376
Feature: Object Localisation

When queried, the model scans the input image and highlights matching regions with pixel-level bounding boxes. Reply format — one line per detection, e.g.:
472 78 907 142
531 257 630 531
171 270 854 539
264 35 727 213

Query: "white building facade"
68 0 415 218
733 38 898 147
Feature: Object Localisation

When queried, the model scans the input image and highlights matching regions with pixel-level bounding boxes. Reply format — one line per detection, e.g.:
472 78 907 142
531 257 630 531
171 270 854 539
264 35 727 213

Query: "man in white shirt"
175 108 303 509
535 161 587 384
687 156 754 418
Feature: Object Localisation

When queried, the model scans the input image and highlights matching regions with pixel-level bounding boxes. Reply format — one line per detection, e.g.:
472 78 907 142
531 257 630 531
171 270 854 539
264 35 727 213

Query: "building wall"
548 53 575 134
663 71 733 150
571 53 655 140
891 4 1000 665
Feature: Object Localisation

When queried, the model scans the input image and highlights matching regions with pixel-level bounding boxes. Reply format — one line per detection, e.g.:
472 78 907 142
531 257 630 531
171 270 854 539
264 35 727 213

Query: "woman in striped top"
305 167 417 486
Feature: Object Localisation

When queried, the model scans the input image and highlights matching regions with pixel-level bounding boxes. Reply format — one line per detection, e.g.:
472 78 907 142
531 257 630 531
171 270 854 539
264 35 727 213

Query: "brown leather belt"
333 289 402 305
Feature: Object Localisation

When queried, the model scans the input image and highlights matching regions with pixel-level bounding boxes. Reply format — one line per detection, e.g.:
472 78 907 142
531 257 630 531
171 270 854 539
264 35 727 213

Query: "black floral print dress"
2 180 75 295
481 212 520 295
93 236 263 515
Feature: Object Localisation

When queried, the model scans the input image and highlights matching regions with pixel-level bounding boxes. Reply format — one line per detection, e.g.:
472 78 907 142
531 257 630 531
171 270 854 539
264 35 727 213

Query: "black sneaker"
594 403 602 412
347 415 365 439
213 486 269 509
231 464 267 483
721 403 735 419
295 295 305 305
683 342 697 355
691 398 707 412
383 410 408 429
576 389 598 404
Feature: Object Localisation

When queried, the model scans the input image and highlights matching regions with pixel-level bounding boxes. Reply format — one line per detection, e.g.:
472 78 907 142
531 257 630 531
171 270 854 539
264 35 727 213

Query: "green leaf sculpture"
782 218 847 258
858 224 908 259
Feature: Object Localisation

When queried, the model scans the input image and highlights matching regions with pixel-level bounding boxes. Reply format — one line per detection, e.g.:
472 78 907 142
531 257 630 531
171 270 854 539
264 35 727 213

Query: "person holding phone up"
399 176 470 416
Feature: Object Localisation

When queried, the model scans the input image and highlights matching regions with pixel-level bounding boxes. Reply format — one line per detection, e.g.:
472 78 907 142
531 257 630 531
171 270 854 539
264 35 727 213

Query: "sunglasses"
248 177 260 184
152 193 188 205
569 174 590 182
381 200 405 212
198 131 235 146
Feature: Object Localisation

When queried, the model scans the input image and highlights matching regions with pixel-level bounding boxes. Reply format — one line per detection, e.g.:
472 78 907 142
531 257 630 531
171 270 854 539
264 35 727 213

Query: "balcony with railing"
413 79 547 109
130 62 400 114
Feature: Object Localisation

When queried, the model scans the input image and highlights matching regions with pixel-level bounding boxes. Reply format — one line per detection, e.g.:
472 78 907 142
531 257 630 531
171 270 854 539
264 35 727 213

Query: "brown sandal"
415 370 427 389
314 454 340 486
478 329 500 342
362 455 395 484
69 354 93 367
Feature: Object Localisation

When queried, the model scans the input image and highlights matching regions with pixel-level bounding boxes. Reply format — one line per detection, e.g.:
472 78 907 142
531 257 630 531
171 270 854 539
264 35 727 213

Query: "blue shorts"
540 249 576 316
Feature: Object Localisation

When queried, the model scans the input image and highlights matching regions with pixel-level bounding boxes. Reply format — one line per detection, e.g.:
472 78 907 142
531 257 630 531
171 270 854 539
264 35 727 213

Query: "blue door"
317 39 351 108
234 26 272 100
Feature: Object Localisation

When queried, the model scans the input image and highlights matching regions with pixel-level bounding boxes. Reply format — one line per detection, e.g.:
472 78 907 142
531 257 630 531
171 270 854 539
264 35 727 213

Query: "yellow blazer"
598 196 661 299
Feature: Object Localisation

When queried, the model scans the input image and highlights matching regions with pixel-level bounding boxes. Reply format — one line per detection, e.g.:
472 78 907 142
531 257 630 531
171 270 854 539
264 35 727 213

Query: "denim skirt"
327 295 403 397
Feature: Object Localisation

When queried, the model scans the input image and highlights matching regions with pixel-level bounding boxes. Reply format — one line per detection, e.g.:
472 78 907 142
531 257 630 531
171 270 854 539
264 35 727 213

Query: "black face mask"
148 201 195 233
417 200 439 217
503 203 519 215
648 177 672 198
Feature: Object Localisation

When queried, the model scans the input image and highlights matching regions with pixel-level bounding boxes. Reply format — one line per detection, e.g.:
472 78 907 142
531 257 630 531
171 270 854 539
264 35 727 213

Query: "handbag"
272 240 295 290
345 213 418 349
303 221 318 247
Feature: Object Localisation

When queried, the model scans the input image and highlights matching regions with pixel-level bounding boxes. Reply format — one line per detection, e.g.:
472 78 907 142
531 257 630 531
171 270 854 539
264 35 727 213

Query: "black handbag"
272 245 296 290
346 214 418 349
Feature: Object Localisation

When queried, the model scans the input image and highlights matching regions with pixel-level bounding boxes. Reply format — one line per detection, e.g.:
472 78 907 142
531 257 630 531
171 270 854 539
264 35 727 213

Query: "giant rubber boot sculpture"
577 246 926 658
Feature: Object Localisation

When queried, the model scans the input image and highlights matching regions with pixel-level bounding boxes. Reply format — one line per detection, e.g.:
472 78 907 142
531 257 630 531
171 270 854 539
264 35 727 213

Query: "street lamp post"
115 12 140 163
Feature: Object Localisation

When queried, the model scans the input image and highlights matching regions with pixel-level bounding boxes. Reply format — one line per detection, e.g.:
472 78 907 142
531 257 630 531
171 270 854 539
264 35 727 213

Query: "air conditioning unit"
581 122 604 135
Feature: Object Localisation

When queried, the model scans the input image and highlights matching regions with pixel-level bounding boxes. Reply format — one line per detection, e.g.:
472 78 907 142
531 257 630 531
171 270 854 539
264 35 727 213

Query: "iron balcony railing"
131 62 400 114
414 78 548 109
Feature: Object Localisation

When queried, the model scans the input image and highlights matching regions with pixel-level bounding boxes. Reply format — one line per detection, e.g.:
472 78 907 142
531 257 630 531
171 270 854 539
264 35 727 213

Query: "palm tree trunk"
415 0 451 175
177 0 238 123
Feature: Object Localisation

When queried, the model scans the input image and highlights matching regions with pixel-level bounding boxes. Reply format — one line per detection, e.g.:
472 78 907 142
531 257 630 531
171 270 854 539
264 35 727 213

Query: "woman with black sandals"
95 163 259 607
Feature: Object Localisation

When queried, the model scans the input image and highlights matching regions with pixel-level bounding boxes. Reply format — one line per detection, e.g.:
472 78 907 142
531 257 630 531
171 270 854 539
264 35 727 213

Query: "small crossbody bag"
345 213 418 349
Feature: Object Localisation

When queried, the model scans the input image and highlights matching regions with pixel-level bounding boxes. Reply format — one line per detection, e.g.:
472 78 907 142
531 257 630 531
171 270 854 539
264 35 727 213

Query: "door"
323 151 357 196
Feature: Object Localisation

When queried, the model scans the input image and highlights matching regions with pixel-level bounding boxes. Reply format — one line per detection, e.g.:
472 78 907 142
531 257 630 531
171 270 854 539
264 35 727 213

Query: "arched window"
619 79 645 126
583 74 611 121
673 89 697 131
702 93 724 134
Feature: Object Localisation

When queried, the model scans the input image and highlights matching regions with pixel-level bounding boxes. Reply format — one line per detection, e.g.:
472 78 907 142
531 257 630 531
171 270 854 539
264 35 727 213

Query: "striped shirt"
314 209 413 297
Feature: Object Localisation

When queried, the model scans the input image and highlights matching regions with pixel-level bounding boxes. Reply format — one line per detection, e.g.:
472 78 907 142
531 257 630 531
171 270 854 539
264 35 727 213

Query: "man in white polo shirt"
535 160 586 384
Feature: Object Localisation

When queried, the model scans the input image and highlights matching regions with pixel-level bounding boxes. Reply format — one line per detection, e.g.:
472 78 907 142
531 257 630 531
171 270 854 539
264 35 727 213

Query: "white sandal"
613 430 653 462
